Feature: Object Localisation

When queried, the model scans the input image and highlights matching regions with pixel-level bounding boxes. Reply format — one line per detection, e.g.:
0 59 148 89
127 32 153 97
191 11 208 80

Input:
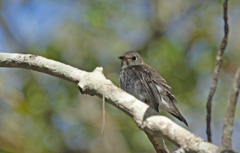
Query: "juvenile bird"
118 51 188 126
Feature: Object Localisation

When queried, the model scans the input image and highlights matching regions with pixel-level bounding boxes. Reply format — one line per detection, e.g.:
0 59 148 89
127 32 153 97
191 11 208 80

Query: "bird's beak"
118 56 125 60
118 56 131 61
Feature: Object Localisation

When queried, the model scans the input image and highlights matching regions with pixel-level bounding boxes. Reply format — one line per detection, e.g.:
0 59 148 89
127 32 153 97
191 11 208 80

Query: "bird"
118 51 188 126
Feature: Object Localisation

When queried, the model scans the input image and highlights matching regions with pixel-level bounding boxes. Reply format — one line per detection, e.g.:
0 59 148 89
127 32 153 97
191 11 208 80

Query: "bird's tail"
168 103 188 126
169 112 188 126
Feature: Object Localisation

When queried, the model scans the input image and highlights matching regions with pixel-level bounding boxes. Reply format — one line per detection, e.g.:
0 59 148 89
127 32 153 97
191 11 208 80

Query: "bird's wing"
131 64 188 126
130 65 161 112
147 65 177 103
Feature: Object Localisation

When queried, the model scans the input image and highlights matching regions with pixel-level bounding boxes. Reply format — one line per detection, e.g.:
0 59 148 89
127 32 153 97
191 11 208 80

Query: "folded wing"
130 64 188 126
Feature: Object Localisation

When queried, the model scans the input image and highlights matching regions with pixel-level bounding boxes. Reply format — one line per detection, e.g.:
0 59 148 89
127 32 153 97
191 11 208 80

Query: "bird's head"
118 51 144 68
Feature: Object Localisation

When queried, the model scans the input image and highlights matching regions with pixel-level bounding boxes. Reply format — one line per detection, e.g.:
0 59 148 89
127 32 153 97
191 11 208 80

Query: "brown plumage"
118 51 188 126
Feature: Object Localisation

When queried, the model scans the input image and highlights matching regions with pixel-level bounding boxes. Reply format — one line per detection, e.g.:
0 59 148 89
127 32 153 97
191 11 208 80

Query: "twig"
101 91 105 135
219 66 240 152
206 0 229 142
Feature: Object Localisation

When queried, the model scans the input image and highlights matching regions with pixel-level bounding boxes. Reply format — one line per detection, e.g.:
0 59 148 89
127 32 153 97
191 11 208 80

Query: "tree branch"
206 0 229 142
145 132 169 153
0 53 82 84
219 66 240 152
0 52 219 152
173 148 186 153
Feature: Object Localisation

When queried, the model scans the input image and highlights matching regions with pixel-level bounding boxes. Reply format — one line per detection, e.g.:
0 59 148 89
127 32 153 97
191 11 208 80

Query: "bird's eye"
132 56 136 60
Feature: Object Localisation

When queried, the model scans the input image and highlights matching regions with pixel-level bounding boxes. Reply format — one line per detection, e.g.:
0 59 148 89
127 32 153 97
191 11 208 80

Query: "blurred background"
0 0 239 152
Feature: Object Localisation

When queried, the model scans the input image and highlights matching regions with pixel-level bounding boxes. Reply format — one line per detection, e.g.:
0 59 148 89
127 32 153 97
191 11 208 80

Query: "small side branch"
101 91 106 135
146 132 169 153
206 0 229 142
219 66 240 152
173 148 186 153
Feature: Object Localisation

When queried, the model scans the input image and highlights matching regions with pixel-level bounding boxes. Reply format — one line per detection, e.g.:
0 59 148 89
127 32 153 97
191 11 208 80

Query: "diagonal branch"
219 66 240 152
206 0 229 143
0 52 219 152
